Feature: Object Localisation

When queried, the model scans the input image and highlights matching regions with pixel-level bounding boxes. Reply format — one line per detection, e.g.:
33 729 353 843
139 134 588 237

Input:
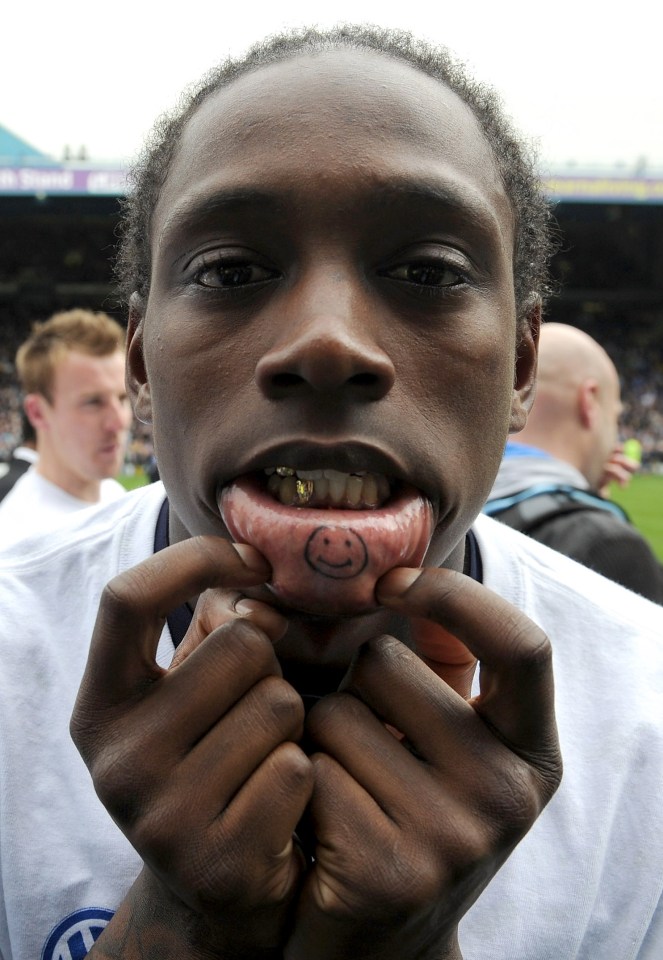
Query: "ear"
23 393 49 432
509 298 541 433
577 379 599 429
126 293 153 425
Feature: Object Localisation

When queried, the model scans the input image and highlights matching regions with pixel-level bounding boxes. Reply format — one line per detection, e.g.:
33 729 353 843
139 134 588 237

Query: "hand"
598 445 640 495
285 567 562 960
71 536 314 958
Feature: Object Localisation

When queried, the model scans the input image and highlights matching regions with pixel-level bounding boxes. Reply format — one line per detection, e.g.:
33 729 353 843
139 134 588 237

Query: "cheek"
408 329 516 513
411 330 515 432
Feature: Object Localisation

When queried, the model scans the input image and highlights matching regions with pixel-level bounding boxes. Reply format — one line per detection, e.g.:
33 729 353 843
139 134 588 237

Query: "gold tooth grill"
296 479 314 505
266 470 388 509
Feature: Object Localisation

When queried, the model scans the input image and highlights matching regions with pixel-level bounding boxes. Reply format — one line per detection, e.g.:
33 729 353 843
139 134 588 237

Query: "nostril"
348 372 380 388
256 332 396 399
268 370 385 393
271 373 306 389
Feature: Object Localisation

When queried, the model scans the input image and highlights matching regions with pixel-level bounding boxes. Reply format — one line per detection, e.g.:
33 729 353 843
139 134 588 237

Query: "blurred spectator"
145 453 160 483
0 410 38 502
0 309 132 547
485 322 663 603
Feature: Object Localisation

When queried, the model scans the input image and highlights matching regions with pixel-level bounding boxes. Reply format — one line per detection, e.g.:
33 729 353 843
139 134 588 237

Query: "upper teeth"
265 467 390 508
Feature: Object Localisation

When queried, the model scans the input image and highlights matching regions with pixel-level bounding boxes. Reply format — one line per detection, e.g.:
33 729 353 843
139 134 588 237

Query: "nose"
105 397 131 433
255 274 395 401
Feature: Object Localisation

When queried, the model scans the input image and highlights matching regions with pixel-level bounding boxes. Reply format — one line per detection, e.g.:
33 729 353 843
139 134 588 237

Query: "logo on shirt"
41 908 114 960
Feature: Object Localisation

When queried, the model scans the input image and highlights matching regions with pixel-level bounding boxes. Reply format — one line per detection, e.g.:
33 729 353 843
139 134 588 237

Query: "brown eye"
196 261 278 288
382 260 463 287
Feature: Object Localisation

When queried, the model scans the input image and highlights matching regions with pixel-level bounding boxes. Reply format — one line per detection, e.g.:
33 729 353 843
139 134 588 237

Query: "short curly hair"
116 24 556 318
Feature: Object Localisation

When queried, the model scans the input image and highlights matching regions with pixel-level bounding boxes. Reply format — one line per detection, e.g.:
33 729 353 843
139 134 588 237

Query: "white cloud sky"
2 0 662 170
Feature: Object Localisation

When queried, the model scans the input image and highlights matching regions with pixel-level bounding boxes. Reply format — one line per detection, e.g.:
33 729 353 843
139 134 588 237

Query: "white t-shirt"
0 466 125 548
0 483 661 959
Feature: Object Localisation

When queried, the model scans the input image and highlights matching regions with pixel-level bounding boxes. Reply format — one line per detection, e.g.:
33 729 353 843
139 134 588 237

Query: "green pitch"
609 474 663 562
118 470 150 491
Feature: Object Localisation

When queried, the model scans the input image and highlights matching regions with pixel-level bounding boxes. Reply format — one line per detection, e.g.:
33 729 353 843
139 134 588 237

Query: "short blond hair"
16 309 126 401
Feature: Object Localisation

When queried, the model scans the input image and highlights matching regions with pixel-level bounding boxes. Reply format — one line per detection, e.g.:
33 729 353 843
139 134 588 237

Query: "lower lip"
219 474 434 617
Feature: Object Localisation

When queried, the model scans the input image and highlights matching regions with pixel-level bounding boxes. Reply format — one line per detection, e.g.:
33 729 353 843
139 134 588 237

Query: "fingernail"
234 598 255 616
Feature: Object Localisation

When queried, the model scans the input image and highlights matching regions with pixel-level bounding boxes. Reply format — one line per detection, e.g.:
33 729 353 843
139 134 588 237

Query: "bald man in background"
486 322 663 603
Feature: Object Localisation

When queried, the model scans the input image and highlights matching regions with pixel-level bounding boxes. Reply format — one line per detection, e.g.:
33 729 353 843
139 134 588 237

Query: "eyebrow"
158 189 289 249
365 179 507 234
158 176 507 254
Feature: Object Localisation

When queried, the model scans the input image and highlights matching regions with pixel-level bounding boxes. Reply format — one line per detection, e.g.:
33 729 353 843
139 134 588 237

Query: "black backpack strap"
484 484 628 535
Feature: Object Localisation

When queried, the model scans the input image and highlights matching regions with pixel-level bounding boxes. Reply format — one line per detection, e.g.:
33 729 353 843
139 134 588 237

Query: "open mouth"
265 466 392 510
219 466 433 617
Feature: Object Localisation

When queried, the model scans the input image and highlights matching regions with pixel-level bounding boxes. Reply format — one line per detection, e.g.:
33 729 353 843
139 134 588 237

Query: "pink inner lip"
219 473 434 617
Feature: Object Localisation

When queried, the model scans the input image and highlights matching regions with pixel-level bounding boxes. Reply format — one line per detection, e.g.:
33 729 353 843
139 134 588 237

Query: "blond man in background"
0 309 131 547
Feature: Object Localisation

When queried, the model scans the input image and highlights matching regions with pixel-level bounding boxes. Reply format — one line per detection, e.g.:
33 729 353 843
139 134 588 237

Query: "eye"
195 258 279 289
380 259 465 288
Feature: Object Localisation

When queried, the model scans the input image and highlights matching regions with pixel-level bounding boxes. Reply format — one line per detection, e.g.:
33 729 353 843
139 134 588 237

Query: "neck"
35 455 101 503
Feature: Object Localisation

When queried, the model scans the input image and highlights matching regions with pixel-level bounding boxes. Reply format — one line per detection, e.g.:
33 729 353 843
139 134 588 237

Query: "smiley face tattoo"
220 476 433 616
305 527 369 580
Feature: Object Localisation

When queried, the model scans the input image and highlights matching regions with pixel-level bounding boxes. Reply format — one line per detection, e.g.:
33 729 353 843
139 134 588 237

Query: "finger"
152 674 306 817
287 754 407 960
376 567 557 759
298 752 386 907
335 636 482 771
219 741 314 868
135 740 313 917
128 619 287 750
80 536 271 701
305 688 431 811
171 590 288 668
73 618 286 783
408 615 477 697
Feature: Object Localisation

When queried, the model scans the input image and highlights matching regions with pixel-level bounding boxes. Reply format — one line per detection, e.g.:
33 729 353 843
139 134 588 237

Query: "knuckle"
520 632 554 677
69 696 100 758
240 677 307 743
377 850 444 910
306 691 366 741
260 679 306 736
216 618 277 674
533 744 564 800
325 830 452 918
98 572 144 619
410 803 489 888
89 741 155 825
478 759 556 845
498 612 552 669
264 741 313 796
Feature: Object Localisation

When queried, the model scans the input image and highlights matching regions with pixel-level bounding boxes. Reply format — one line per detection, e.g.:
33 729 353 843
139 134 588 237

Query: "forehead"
153 49 514 248
52 350 124 394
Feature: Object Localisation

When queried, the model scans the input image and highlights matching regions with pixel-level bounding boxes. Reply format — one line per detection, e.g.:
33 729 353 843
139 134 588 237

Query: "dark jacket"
487 444 663 605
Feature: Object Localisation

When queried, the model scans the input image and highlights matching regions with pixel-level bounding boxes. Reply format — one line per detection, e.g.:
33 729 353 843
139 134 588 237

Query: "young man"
0 309 131 545
0 27 660 960
486 322 663 601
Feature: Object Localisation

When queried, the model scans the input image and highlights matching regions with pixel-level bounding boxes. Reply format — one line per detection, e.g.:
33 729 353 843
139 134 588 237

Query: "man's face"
39 350 131 485
130 50 537 624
